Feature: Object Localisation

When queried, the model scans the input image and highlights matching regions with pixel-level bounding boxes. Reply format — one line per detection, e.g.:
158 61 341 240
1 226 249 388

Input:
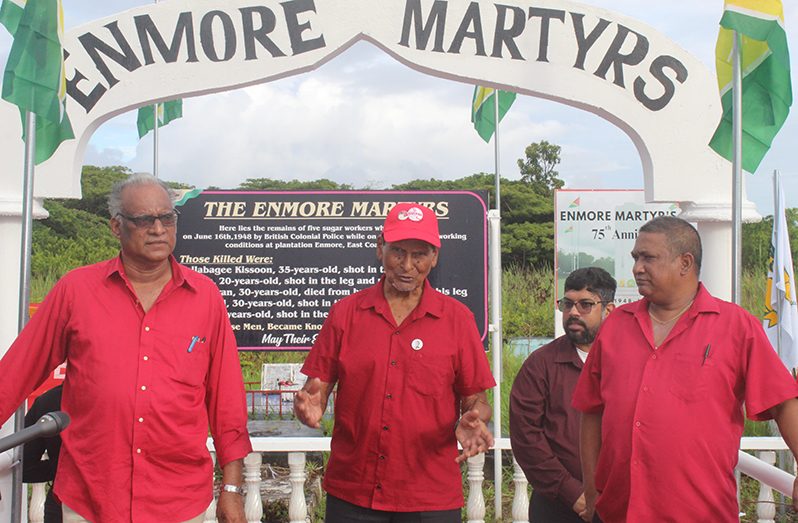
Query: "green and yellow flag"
137 100 183 139
471 86 515 143
2 0 74 164
0 0 25 34
709 0 792 173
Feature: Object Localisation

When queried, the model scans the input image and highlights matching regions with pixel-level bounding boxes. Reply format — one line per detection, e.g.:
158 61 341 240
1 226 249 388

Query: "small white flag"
763 172 798 370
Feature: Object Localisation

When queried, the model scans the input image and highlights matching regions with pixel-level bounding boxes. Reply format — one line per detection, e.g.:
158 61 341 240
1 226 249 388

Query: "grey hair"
108 173 176 218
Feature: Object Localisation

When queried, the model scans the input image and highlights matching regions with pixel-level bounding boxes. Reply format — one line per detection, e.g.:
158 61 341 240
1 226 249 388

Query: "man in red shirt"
510 267 614 523
573 216 798 523
0 174 251 523
295 202 495 522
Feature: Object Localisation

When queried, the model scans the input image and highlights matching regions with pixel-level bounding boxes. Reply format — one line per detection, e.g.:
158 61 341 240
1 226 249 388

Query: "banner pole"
491 91 503 519
11 110 37 523
731 31 743 304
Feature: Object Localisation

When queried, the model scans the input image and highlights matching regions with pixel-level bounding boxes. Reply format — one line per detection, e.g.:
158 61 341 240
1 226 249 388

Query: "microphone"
0 411 70 454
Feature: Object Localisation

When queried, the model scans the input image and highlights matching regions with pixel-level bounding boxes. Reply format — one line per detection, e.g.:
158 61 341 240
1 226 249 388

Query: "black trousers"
325 494 461 523
529 491 602 523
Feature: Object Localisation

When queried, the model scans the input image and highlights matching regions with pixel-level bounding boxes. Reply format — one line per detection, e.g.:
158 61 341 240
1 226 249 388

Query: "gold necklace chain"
649 300 694 326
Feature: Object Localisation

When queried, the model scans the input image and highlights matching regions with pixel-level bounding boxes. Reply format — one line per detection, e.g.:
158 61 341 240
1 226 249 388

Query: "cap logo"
397 206 424 222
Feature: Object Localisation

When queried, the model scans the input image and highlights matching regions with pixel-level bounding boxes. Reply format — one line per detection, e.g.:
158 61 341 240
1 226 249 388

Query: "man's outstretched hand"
455 408 493 463
294 377 327 428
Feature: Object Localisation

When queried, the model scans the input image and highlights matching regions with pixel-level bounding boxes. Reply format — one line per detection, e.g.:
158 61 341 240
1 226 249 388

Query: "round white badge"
411 338 424 351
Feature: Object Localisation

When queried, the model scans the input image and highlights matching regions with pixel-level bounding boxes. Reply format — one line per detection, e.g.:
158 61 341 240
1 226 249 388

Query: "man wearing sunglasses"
0 174 251 523
510 267 614 523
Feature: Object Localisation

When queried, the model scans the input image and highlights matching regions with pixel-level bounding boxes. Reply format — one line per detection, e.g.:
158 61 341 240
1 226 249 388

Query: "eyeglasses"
116 210 179 228
556 299 608 314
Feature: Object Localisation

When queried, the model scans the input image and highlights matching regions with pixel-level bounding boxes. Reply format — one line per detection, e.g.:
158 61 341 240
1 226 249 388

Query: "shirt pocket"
668 351 712 403
166 332 211 387
407 353 454 396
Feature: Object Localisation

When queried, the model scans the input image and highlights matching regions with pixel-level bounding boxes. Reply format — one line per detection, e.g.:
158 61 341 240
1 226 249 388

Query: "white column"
511 457 529 523
28 483 46 523
287 452 307 523
0 196 47 523
756 451 776 523
243 452 263 523
466 453 486 523
678 201 759 302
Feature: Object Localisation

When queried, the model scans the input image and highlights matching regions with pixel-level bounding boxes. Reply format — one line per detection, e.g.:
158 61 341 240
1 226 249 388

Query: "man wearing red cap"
295 202 495 522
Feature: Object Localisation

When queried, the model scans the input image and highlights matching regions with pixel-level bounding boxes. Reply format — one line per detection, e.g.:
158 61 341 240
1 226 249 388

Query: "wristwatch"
222 484 244 495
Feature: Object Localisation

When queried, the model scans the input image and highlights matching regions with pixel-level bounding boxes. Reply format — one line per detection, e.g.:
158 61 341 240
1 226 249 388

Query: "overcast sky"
2 1 797 216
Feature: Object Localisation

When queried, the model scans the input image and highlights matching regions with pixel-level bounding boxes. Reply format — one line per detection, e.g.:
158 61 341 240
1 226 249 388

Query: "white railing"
25 437 794 523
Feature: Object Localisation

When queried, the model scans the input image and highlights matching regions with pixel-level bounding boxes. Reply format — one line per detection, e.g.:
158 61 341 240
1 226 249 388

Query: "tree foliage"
238 178 353 190
518 140 564 196
392 173 554 267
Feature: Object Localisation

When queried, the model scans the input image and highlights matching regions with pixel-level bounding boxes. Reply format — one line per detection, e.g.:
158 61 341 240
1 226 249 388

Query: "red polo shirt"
0 256 252 523
572 284 798 523
301 277 495 511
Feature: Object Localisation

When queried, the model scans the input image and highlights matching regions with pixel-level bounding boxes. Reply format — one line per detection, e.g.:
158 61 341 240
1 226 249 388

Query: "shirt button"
379 455 386 460
651 354 657 360
141 386 147 391
136 448 142 454
390 361 397 366
144 326 150 332
143 356 149 361
635 421 641 427
386 394 392 399
376 484 382 490
642 386 649 392
383 425 389 431
394 331 400 335
138 417 144 423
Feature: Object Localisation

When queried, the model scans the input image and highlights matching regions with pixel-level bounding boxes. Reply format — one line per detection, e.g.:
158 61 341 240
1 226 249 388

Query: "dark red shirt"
301 278 495 511
0 256 252 523
573 284 798 523
510 335 584 509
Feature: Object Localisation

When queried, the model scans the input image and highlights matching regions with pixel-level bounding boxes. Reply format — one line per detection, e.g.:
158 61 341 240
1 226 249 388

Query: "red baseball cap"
382 203 441 248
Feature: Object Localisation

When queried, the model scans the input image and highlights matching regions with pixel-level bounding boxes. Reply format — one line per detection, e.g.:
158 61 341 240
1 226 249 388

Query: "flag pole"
731 31 743 305
773 170 784 357
153 103 159 178
11 110 37 523
490 90 503 519
152 0 160 178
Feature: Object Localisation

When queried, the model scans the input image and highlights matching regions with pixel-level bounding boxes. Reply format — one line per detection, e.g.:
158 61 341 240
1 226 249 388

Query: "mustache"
566 318 586 328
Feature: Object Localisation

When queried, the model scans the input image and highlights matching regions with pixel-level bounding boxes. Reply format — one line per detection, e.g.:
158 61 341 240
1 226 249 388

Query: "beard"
565 318 598 346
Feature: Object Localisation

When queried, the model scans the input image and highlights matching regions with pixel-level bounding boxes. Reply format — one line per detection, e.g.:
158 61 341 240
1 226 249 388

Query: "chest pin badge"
411 338 424 351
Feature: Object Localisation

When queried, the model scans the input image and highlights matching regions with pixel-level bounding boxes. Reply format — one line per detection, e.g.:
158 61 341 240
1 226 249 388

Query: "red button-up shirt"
0 256 252 523
573 284 798 523
301 278 495 511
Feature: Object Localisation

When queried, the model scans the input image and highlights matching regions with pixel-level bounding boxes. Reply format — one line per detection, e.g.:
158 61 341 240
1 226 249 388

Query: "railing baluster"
28 483 46 523
244 452 263 523
204 452 218 523
511 457 529 523
466 453 486 523
288 451 308 523
756 450 776 523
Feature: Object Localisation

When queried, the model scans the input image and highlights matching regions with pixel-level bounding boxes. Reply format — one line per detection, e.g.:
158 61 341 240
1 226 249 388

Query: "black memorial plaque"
174 191 488 350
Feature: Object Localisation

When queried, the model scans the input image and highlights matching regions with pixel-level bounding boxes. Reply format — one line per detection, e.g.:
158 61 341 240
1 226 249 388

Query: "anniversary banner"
174 191 488 350
555 189 680 305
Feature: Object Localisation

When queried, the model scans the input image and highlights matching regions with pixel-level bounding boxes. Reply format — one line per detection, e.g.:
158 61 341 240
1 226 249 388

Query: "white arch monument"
0 0 753 514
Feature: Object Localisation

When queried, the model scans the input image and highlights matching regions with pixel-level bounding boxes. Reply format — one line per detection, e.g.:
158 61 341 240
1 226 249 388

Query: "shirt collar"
359 276 444 320
626 282 718 320
553 335 584 368
105 254 195 291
